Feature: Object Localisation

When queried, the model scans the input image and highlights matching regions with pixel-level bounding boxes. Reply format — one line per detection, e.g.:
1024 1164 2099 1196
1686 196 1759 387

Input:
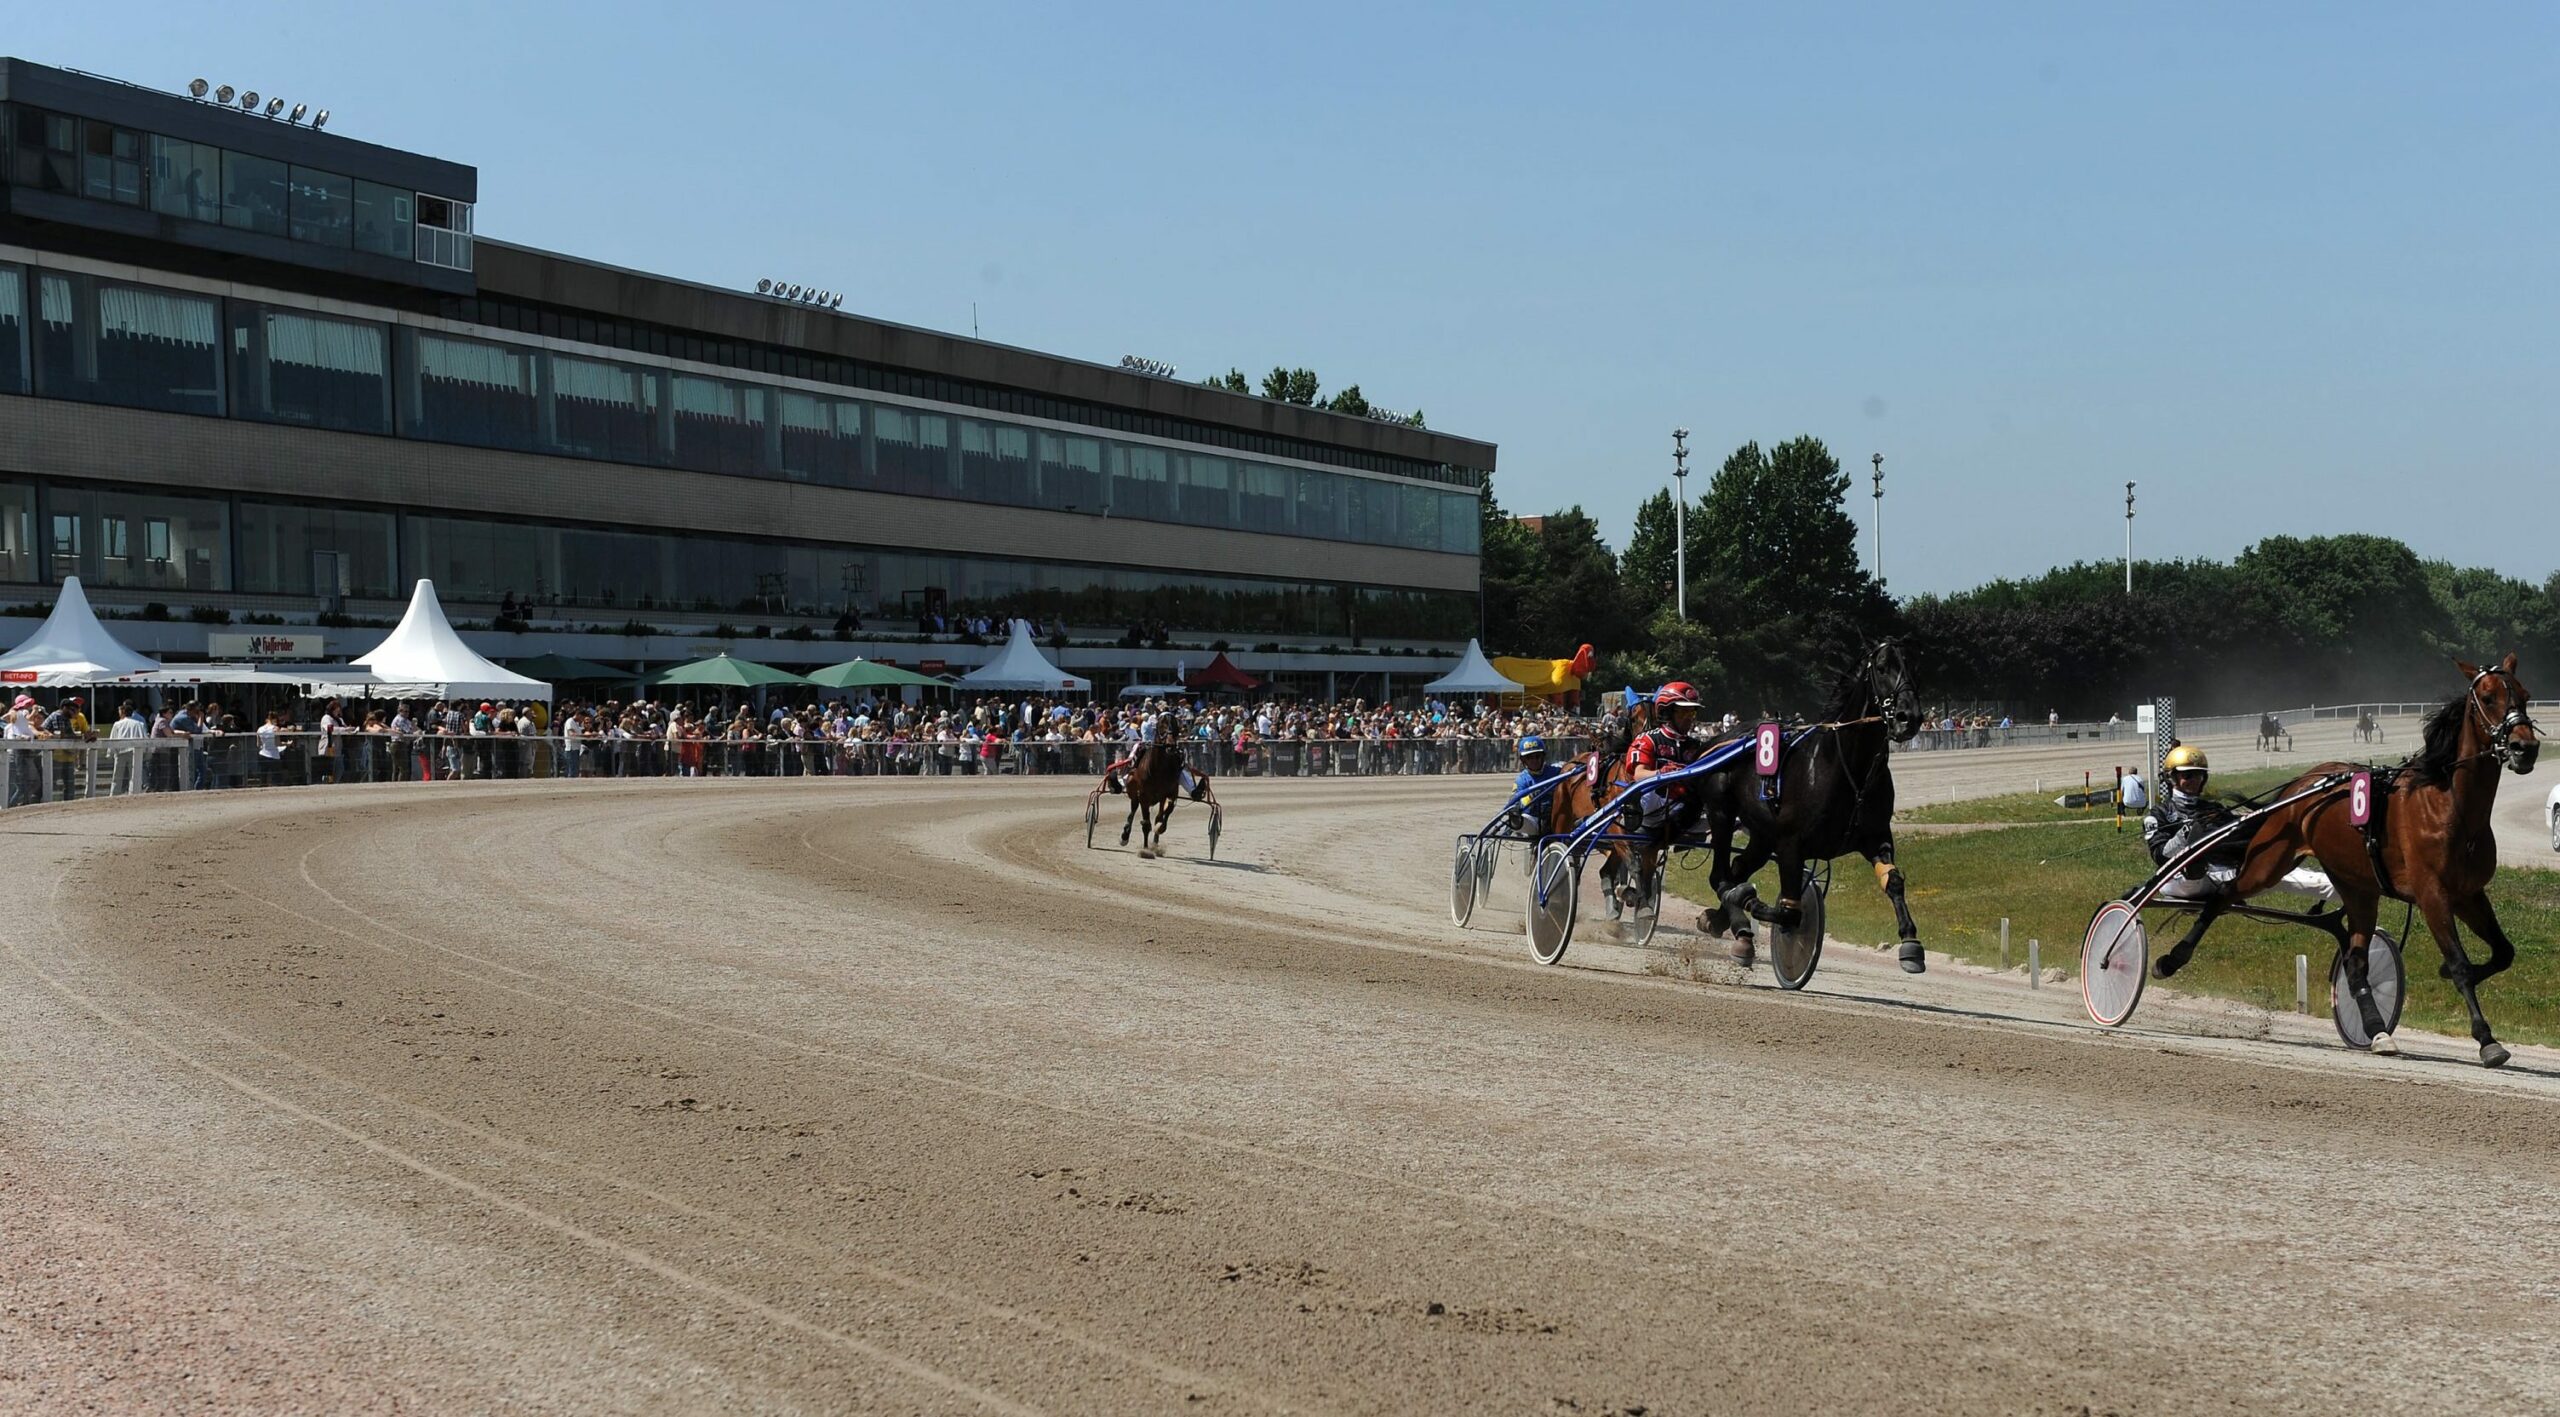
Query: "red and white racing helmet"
1653 682 1703 709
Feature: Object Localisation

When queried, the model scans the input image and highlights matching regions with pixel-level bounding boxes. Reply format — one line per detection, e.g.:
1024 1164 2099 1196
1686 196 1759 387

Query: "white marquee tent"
322 580 551 702
1420 639 1528 697
957 619 1091 693
0 577 162 686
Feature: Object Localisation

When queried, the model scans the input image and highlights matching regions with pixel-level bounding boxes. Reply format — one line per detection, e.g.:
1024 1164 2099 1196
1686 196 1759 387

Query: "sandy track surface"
5 775 2560 1414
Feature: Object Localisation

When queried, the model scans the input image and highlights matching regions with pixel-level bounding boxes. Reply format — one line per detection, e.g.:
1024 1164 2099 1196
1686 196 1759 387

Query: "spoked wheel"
1450 836 1480 928
1621 857 1666 949
2329 929 2407 1050
1526 841 1579 966
1207 801 1223 860
2081 900 2149 1026
1767 879 1828 991
1084 789 1101 848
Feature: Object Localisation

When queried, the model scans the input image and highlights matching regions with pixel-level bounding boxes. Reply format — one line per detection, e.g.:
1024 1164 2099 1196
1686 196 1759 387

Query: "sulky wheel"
1084 789 1101 849
1526 841 1579 966
1767 878 1828 991
1207 801 1223 860
2329 929 2406 1050
2080 900 2149 1026
1450 836 1480 928
1621 857 1666 950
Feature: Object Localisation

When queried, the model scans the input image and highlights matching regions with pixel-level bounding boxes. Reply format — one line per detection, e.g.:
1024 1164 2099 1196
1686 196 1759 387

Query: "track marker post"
2296 955 2309 1014
2000 917 2010 972
2028 939 2040 987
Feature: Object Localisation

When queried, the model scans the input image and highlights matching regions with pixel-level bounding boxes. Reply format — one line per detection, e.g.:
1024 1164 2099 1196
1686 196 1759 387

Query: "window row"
0 480 1478 643
0 263 1482 556
4 103 468 270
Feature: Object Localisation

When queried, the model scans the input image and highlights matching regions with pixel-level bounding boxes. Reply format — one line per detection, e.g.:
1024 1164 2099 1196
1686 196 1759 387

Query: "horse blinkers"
2469 663 2540 773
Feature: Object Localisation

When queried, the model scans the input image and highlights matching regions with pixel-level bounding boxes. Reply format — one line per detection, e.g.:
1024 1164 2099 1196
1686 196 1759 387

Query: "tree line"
1481 438 2560 718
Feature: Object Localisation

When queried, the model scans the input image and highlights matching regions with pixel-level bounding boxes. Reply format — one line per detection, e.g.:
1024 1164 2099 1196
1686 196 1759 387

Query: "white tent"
957 619 1090 692
0 577 162 686
1421 639 1528 697
337 580 551 702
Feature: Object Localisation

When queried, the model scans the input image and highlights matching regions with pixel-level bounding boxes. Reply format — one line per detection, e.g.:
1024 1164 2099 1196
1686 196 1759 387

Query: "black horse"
1694 640 1930 971
2257 714 2290 752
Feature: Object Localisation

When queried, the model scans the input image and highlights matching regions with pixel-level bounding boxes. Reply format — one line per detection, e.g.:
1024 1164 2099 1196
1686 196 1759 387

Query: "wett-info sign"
208 632 327 660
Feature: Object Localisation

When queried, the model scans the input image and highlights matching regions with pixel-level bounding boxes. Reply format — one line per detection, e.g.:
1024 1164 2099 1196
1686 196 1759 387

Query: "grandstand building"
0 58 1491 694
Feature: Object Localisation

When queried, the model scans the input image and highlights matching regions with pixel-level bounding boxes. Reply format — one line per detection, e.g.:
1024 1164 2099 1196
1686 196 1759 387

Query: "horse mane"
1817 649 1876 722
2403 695 2467 785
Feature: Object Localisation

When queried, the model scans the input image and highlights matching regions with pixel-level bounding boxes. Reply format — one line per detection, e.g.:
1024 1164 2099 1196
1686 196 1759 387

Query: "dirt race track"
6 774 2560 1414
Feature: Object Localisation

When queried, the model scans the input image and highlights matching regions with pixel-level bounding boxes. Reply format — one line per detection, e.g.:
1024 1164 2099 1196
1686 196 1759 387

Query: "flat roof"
473 241 1497 473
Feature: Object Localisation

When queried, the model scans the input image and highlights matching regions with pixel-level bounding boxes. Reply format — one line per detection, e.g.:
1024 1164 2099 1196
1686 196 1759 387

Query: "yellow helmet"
2163 744 2209 775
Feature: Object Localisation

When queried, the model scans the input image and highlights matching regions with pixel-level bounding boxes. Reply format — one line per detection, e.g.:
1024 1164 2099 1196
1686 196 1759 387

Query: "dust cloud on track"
4 773 2558 1414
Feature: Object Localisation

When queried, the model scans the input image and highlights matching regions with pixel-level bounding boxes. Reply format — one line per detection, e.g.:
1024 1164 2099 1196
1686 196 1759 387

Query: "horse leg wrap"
1875 862 1900 892
1748 897 1804 927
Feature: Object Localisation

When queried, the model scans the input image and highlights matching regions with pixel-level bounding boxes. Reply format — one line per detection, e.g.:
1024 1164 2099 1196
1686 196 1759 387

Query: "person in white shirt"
106 702 150 796
255 711 286 785
2118 767 2149 812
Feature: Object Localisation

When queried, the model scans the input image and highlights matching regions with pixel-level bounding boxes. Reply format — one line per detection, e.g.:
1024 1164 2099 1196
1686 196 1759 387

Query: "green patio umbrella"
508 651 634 682
647 653 813 689
805 658 947 690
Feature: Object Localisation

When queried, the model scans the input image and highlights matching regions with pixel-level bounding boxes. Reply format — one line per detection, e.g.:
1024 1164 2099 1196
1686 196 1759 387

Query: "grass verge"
1893 765 2311 826
1667 818 2560 1048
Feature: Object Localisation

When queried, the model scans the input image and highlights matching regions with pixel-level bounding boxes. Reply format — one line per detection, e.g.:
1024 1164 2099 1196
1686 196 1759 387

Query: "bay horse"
1695 640 1930 971
1119 717 1189 859
2257 714 2290 752
1539 702 1651 922
2152 656 2539 1065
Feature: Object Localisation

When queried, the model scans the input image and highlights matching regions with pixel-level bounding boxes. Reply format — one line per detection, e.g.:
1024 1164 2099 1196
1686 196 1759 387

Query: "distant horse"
2355 710 2383 744
1696 640 1930 971
2257 714 2291 752
1119 721 1190 859
2152 655 2538 1065
1540 702 1651 920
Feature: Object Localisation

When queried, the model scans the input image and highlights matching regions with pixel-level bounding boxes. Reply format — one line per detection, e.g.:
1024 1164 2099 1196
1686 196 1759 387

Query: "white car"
2549 782 2560 852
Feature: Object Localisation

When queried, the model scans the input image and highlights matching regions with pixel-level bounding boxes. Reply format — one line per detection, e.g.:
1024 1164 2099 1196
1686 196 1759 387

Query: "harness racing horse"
1696 640 1930 971
2355 710 2382 744
2257 714 2291 752
2151 656 2539 1065
1119 717 1191 859
1541 702 1650 920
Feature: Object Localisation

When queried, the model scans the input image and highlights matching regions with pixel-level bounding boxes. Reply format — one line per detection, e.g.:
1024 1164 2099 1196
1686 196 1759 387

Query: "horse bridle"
1869 647 1922 744
2467 665 2538 769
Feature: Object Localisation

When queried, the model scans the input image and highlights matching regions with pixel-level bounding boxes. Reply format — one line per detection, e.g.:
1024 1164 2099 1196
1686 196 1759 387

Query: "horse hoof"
1897 941 1926 974
1695 911 1726 939
1728 940 1756 968
2481 1041 2511 1069
2152 952 2186 980
2369 1032 2399 1057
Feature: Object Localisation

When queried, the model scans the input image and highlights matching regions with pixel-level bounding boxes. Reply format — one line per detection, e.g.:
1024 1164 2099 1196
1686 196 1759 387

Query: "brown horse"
1539 702 1651 920
1119 736 1187 859
2153 656 2540 1065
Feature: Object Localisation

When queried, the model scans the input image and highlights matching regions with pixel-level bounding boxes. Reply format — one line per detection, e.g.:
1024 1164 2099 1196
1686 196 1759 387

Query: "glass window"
670 373 771 477
399 328 540 451
416 194 473 271
957 418 1034 505
236 501 398 598
11 109 77 193
777 390 864 486
1294 468 1346 541
872 404 953 495
1110 444 1173 520
1036 432 1105 514
1441 490 1479 555
81 121 144 206
401 515 545 606
0 264 24 395
33 272 224 416
0 480 32 584
352 180 413 258
1176 454 1236 529
1239 463 1293 535
230 302 390 434
548 353 663 464
220 150 288 235
1401 484 1440 552
149 135 223 223
288 166 353 247
44 484 228 591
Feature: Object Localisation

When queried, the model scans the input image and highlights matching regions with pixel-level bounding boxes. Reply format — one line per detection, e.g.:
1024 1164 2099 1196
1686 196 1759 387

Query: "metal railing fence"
2 733 1596 808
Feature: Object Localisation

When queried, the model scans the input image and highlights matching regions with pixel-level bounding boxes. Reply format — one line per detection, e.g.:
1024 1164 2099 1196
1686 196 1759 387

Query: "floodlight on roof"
830 294 843 309
289 102 307 122
214 84 235 104
189 78 209 98
240 90 260 110
312 109 329 129
264 97 285 116
756 278 773 294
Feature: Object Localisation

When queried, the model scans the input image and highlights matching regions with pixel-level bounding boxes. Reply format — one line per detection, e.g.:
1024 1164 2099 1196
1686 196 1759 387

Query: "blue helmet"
1518 735 1546 758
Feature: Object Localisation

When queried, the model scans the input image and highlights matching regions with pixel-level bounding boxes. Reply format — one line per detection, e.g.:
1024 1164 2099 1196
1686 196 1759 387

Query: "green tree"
1687 437 1893 710
1202 368 1251 394
1323 384 1372 418
2235 534 2449 699
1511 507 1630 658
2425 561 2559 667
1477 477 1544 654
1619 488 1686 617
1261 366 1321 405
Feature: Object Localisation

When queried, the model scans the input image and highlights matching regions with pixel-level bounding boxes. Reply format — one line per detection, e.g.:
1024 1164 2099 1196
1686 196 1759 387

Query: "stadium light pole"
1672 428 1690 620
1870 453 1885 586
2124 481 2137 593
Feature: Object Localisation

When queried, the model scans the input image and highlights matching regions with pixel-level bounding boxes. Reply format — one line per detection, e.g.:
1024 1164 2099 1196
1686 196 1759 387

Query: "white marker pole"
2000 918 2011 972
2028 939 2040 987
2296 954 2309 1015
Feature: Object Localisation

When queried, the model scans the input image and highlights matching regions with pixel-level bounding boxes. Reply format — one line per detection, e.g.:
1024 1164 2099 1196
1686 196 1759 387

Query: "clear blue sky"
20 3 2556 596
